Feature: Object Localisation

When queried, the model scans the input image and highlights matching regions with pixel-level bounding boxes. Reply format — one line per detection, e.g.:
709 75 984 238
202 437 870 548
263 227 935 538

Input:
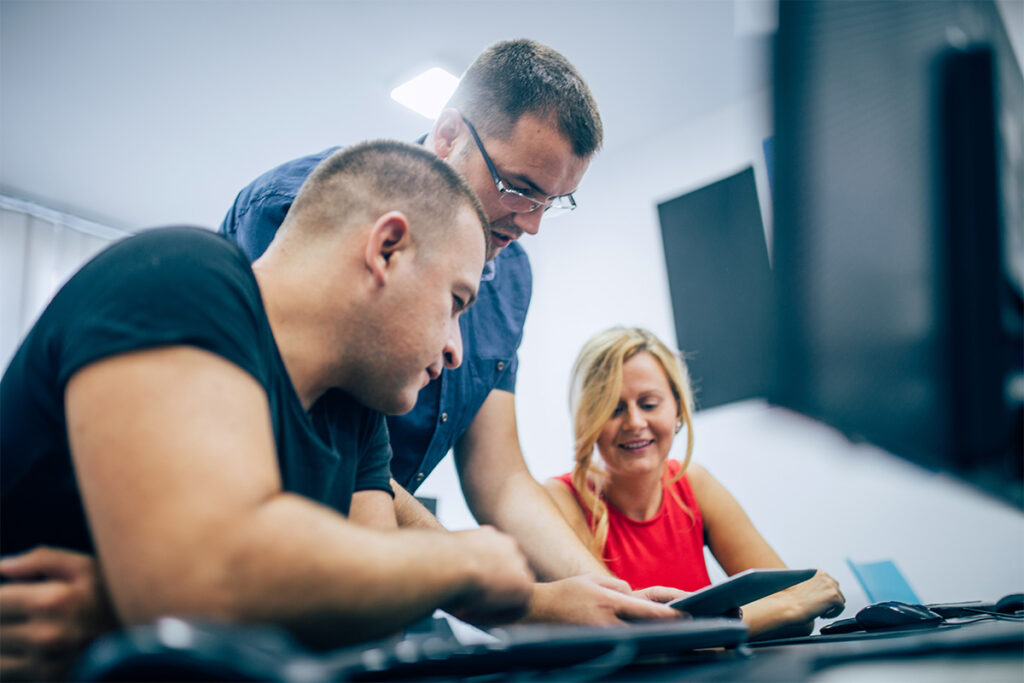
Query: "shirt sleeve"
218 148 339 262
220 187 293 262
495 353 518 392
52 228 269 393
355 411 395 497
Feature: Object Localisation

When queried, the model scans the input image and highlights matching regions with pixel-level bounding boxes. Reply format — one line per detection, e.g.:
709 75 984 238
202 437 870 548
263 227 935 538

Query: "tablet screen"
667 568 817 617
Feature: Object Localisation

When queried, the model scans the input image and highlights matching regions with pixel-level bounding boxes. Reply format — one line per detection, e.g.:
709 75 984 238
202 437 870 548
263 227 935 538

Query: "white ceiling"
0 0 772 232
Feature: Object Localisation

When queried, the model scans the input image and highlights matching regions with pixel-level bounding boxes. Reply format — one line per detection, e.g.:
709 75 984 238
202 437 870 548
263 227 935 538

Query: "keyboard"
73 616 749 681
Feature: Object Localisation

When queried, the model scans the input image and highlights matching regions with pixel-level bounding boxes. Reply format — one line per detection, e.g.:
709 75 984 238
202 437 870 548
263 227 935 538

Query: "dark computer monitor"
771 0 1023 508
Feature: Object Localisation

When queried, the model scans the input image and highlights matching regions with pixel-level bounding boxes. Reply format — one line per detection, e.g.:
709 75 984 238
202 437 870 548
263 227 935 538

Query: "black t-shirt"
0 227 392 555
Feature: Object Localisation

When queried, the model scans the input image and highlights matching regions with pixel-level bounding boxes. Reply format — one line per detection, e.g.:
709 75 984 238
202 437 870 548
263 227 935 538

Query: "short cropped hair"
448 39 603 158
282 139 488 250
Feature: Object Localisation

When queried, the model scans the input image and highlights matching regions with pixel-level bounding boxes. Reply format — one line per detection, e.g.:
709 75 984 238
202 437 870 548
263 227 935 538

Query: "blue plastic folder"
846 558 921 604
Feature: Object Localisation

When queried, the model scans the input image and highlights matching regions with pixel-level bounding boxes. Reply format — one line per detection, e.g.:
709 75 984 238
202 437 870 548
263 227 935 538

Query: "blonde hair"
569 327 696 558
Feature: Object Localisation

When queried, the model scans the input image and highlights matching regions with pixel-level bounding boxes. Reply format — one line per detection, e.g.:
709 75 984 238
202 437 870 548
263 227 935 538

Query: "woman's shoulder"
545 472 573 495
675 460 714 499
547 470 605 495
668 459 709 481
681 460 709 478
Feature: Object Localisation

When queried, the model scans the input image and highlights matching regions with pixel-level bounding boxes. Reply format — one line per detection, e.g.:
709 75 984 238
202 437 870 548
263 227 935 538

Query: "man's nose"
513 208 544 236
442 319 464 370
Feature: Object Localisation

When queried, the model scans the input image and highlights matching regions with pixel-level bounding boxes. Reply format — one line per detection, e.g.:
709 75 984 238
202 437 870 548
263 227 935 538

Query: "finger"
0 620 73 655
822 604 844 619
615 593 683 621
0 652 67 683
584 574 632 594
0 654 32 680
0 547 88 581
0 581 68 620
635 585 687 603
0 585 39 623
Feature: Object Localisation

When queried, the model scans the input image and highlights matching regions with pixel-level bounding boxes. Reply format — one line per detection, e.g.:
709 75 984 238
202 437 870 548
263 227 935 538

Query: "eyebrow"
508 170 580 202
507 171 551 198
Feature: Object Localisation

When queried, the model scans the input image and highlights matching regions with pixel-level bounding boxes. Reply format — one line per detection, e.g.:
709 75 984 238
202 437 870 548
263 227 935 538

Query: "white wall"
417 86 1024 618
0 197 124 367
420 88 776 527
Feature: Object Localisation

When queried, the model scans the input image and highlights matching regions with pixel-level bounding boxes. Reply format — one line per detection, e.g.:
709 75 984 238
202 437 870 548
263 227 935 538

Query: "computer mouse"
855 601 944 630
995 593 1024 615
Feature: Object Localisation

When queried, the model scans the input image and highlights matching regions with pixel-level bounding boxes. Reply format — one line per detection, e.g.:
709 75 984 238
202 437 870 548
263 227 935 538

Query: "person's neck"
604 469 665 522
251 252 346 411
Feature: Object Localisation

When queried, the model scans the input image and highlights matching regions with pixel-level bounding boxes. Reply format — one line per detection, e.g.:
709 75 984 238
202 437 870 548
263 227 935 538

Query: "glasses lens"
543 195 576 217
542 205 572 218
499 191 543 213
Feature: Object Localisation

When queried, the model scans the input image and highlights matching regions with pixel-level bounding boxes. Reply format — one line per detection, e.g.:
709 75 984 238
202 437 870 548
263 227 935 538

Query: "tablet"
668 568 817 617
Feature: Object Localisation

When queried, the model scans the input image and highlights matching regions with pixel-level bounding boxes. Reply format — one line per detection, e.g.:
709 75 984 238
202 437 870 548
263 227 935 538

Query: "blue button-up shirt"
219 147 532 493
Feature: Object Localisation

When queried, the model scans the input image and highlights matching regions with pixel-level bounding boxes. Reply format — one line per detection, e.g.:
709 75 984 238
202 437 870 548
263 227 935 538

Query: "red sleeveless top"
554 460 712 591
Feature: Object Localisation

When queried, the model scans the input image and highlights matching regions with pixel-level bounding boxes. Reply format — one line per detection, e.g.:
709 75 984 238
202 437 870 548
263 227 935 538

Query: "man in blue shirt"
216 39 681 621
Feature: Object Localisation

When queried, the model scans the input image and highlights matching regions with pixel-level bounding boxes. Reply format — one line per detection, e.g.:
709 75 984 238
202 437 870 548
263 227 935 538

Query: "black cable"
949 611 1024 623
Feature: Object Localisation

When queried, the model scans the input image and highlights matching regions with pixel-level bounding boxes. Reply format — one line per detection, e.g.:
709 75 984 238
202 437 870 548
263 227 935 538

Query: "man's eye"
503 181 536 198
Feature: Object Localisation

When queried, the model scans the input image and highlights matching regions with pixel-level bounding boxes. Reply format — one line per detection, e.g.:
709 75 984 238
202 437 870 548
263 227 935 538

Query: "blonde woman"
544 327 845 640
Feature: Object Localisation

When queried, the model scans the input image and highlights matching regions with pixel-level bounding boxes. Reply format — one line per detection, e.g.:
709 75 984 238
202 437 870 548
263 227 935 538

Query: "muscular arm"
687 464 844 639
65 347 532 647
392 480 446 530
454 390 609 581
348 490 399 531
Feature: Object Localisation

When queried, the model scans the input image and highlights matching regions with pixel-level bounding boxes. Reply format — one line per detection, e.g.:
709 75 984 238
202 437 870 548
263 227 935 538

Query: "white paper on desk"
433 610 501 646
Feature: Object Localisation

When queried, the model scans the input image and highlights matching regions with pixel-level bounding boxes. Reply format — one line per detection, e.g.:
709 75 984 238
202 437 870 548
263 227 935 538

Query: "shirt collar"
481 258 497 282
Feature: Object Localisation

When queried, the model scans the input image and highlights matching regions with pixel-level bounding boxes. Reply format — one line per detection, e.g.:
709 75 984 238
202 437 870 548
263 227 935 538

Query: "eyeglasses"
461 115 577 217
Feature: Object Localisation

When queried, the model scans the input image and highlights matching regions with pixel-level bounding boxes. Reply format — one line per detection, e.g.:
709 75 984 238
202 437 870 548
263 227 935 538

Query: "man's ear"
432 108 463 161
365 211 411 286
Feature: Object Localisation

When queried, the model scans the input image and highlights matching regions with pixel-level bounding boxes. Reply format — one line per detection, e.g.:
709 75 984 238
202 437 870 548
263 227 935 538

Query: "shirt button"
440 412 448 423
496 361 505 372
416 472 425 481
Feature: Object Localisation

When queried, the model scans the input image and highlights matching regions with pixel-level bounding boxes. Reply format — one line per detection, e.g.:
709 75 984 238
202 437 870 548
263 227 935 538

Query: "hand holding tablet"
668 569 817 618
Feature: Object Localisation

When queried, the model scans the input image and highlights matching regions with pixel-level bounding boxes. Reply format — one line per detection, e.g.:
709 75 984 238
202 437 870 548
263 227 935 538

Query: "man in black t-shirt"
0 140 534 675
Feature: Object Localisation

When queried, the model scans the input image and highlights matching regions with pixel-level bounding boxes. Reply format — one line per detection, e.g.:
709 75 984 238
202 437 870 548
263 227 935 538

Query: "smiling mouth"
619 439 655 451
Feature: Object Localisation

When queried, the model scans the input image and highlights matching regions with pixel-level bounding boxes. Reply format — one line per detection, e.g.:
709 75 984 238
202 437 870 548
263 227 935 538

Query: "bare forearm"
468 470 608 581
392 479 446 530
455 390 608 581
739 571 845 640
110 494 482 647
740 595 814 640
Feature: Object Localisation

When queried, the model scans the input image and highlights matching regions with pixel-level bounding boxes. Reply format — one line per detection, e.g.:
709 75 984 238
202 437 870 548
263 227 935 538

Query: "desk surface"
618 619 1023 682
